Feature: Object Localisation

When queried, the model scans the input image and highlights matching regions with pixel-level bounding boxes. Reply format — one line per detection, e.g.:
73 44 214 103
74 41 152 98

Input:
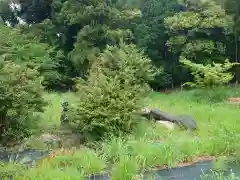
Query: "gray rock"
141 107 197 131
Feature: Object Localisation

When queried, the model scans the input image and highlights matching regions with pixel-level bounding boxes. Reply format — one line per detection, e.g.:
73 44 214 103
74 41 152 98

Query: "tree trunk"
235 34 240 84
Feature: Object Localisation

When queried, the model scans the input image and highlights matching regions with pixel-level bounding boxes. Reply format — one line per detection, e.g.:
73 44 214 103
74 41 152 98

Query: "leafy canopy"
164 0 232 63
0 25 61 88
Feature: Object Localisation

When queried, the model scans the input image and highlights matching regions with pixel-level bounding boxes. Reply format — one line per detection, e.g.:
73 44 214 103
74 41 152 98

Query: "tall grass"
111 155 139 180
0 148 106 179
3 88 239 179
39 92 77 130
201 169 240 180
147 91 240 157
103 89 240 177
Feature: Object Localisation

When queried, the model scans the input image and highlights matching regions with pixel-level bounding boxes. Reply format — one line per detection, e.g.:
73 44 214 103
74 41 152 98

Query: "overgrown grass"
2 87 240 179
39 91 77 130
146 91 240 158
165 86 240 103
201 169 240 180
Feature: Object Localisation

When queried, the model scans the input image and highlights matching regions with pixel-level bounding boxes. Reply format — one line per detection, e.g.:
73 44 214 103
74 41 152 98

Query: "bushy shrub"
0 59 46 144
180 57 237 88
179 57 240 102
67 44 157 140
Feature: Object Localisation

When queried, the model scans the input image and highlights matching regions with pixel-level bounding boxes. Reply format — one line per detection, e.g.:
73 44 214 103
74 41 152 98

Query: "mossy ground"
1 88 240 179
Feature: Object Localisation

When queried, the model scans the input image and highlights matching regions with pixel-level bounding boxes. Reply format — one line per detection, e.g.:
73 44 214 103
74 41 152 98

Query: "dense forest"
1 0 240 91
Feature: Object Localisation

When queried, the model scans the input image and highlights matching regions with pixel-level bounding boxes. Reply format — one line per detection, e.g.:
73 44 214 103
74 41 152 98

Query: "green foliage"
113 0 144 9
0 25 61 89
0 148 105 179
16 0 52 24
135 0 179 61
52 0 140 77
0 59 46 143
11 0 141 86
223 0 240 36
67 44 156 139
135 0 179 88
1 0 240 89
95 43 158 86
0 0 18 26
223 0 240 82
164 0 232 64
180 57 237 88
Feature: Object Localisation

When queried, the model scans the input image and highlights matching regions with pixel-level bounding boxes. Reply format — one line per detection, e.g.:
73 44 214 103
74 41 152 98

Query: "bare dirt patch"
226 97 240 105
147 156 216 172
175 156 216 168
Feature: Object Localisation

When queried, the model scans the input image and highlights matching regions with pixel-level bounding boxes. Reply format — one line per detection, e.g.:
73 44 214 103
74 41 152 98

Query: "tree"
165 0 232 63
0 59 46 144
134 0 180 88
17 0 53 23
0 0 52 25
67 44 157 140
61 0 140 77
0 24 61 89
164 0 233 86
2 0 141 89
113 0 144 9
0 0 19 26
164 0 232 63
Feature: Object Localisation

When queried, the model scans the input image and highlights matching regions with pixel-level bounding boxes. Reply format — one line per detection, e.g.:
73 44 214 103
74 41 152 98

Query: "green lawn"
3 89 240 179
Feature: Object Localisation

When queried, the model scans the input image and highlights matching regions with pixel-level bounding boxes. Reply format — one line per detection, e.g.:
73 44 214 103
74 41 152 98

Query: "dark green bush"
67 44 157 140
0 59 46 144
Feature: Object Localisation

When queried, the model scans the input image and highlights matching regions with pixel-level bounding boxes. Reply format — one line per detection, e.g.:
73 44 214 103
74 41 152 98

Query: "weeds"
22 167 85 180
201 169 240 180
2 89 240 179
111 155 139 180
101 136 130 163
46 148 106 175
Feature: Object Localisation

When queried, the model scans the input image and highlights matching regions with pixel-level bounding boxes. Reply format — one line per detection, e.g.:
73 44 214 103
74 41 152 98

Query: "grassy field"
2 88 240 179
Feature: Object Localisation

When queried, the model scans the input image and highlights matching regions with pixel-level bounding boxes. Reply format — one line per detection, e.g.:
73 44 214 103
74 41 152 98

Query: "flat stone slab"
156 121 175 130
